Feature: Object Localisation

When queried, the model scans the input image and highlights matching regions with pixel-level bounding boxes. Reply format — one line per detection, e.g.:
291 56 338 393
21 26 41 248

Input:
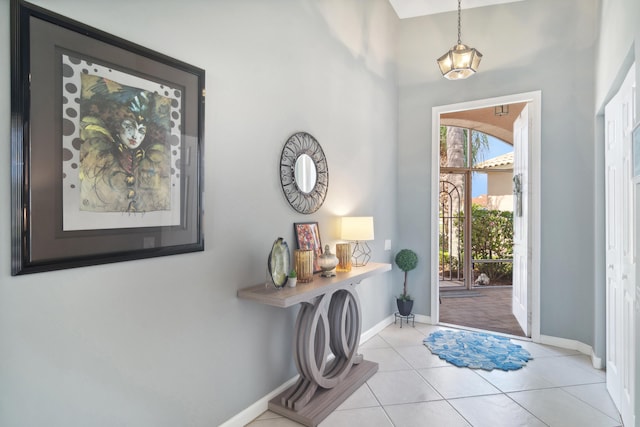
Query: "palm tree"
440 126 489 167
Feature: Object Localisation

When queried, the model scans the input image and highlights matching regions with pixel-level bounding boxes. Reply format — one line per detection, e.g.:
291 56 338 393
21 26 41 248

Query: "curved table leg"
269 283 378 426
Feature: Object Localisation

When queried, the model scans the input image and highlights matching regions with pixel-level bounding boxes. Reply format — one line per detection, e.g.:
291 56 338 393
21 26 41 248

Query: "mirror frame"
279 132 328 214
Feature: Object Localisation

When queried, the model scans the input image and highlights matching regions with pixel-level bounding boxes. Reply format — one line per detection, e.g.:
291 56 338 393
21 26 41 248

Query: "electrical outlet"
384 240 391 251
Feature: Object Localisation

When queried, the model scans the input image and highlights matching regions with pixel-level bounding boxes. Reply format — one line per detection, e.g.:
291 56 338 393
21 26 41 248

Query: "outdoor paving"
439 285 526 337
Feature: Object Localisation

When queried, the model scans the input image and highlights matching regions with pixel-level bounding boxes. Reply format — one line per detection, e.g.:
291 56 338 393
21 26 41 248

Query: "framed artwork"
294 222 323 273
10 0 205 274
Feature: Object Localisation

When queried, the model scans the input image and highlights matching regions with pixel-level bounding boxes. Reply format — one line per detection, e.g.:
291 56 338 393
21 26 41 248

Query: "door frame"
430 91 542 341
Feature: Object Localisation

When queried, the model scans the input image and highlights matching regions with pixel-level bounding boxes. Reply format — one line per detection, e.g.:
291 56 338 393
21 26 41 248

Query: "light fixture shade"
341 216 374 241
437 43 482 80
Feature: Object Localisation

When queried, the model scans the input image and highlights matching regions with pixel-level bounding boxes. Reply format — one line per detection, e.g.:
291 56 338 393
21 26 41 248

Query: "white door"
512 104 530 336
618 64 636 427
605 63 636 427
605 83 623 410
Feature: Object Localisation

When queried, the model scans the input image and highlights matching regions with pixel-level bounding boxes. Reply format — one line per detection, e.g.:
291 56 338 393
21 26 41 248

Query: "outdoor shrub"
455 205 514 282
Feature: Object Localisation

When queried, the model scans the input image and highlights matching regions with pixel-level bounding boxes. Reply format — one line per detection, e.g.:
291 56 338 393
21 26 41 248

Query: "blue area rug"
423 329 532 371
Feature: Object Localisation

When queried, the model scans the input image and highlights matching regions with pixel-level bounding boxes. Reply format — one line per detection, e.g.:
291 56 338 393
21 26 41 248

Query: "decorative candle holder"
336 243 352 272
294 249 314 283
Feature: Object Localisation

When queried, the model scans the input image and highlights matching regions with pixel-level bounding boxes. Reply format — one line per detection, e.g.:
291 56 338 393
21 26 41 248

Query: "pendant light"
437 0 482 80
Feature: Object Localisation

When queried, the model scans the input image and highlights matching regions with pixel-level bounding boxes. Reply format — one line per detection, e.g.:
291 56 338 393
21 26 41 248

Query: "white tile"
509 388 621 427
319 406 393 427
366 370 442 405
525 355 606 387
417 366 501 399
413 323 458 336
563 354 606 379
475 364 556 392
563 383 622 422
251 411 282 421
449 394 547 427
359 347 413 371
249 328 618 427
359 335 391 349
245 414 305 426
395 345 450 369
335 384 379 410
514 339 580 358
384 400 471 427
378 324 428 347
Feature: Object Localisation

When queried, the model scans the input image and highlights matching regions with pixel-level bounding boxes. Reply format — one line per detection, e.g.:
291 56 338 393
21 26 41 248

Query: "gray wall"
396 0 599 345
0 1 399 426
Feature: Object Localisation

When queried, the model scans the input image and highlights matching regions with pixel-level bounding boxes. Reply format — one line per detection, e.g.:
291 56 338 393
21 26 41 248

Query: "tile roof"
475 152 513 169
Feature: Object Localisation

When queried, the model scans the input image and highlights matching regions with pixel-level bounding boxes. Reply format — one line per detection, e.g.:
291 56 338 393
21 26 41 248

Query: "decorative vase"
267 237 290 288
294 249 314 283
318 245 339 277
396 299 414 316
335 243 352 272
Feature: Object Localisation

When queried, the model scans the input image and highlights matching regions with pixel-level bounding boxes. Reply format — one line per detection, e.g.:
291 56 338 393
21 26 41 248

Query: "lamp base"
351 241 371 267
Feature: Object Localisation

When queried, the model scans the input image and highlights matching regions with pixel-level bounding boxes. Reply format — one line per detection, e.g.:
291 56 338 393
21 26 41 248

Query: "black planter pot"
396 299 414 316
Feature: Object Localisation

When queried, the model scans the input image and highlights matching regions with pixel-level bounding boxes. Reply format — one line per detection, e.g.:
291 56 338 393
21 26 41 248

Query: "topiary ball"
395 249 418 272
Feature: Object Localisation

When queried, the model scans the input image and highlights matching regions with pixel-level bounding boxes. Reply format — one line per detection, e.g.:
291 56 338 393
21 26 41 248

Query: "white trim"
539 334 603 369
414 314 431 324
220 314 397 427
219 375 299 427
431 91 542 342
360 315 394 343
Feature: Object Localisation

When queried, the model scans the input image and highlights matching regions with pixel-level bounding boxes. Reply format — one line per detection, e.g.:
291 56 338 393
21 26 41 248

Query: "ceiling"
388 0 525 19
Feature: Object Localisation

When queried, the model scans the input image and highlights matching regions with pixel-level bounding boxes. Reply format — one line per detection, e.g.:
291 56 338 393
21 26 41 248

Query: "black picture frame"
10 0 205 275
294 222 323 273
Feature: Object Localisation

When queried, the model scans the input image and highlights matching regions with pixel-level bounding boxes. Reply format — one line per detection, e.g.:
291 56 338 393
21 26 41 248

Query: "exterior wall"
487 171 513 212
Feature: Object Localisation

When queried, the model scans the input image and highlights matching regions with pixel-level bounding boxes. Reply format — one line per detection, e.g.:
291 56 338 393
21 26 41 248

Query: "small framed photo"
294 222 323 273
10 0 205 274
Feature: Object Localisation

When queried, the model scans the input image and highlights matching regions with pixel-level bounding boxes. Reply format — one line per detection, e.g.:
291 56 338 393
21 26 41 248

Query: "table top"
237 262 392 308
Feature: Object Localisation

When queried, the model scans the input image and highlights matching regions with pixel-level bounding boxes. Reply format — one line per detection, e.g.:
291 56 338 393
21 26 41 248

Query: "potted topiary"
395 249 418 316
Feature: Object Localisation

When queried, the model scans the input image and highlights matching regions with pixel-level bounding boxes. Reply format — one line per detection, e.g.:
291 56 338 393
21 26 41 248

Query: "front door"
512 104 530 336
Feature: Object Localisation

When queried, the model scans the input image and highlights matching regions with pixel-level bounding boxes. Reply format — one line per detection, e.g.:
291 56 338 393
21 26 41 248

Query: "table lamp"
340 216 374 267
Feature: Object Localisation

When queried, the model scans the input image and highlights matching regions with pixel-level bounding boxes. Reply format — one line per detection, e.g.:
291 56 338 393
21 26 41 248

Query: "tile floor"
246 322 622 427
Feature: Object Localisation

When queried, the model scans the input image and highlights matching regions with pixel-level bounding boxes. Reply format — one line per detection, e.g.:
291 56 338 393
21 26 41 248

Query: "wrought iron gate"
439 177 464 282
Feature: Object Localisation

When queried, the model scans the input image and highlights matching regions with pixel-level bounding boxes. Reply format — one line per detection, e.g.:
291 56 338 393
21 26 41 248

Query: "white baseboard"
414 314 431 324
539 334 603 369
360 315 394 343
219 375 299 427
220 314 399 426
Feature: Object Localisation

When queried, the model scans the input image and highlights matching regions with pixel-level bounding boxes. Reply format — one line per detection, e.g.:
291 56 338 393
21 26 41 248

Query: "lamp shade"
341 217 374 241
437 43 482 80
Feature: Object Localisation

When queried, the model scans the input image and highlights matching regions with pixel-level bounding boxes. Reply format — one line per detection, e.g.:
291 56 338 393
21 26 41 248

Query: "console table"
237 262 391 427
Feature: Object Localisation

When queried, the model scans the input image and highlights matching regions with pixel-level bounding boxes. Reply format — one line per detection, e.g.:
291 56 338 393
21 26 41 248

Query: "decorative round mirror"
280 132 328 214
